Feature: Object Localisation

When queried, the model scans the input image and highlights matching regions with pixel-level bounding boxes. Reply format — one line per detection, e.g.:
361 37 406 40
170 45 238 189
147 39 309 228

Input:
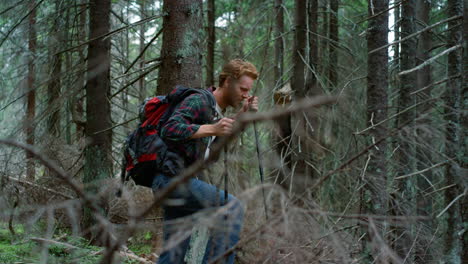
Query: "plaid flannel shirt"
159 88 217 166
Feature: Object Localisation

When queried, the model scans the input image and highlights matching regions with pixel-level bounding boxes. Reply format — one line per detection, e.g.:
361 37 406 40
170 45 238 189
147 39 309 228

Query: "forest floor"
0 222 162 263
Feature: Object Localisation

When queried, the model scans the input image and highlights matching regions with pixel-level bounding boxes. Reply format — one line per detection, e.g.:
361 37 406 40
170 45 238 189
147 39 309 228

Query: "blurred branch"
6 176 74 199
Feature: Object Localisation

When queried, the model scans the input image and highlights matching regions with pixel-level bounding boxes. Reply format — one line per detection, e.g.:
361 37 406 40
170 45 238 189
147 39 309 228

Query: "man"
152 59 259 264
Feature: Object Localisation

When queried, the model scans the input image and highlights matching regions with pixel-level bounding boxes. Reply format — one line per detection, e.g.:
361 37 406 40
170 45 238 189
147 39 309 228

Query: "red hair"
218 59 258 86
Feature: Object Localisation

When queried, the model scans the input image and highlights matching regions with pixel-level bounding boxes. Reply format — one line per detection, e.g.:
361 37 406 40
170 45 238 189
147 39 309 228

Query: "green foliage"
0 225 37 263
127 231 154 255
0 224 150 264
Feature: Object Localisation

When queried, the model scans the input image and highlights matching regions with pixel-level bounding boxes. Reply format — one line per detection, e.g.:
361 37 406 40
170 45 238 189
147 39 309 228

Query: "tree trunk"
364 0 389 261
393 4 400 72
47 0 62 137
292 0 307 98
64 5 72 144
206 0 215 87
444 0 463 261
319 0 329 79
83 0 112 243
26 0 37 181
328 0 339 88
395 0 417 259
157 0 203 95
289 0 308 194
70 1 87 142
273 0 291 191
462 2 468 263
308 0 319 94
415 1 433 262
138 0 146 102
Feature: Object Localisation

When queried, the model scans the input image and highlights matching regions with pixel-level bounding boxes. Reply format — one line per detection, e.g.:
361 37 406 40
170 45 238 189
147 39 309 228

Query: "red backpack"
120 85 215 189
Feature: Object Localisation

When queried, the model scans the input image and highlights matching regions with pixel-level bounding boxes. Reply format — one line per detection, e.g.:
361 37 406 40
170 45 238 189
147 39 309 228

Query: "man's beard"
227 81 241 108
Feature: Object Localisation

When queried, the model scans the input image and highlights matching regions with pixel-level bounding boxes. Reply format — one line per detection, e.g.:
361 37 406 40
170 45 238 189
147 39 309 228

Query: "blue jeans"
152 173 244 264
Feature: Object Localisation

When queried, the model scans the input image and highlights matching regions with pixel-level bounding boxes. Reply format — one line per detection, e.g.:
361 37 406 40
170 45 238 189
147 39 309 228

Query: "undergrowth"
0 224 155 263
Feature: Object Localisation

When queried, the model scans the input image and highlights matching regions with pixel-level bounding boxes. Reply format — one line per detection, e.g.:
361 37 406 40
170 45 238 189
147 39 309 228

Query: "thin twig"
124 27 163 74
0 0 46 49
355 98 435 135
436 189 466 218
424 184 456 197
410 74 461 95
6 176 74 199
369 15 462 54
93 117 138 135
57 14 162 55
398 45 462 76
395 160 449 180
357 0 406 24
110 63 161 99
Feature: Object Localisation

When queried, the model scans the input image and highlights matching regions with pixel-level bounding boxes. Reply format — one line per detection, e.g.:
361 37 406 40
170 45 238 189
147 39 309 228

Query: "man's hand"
241 96 259 112
212 117 235 136
190 117 235 139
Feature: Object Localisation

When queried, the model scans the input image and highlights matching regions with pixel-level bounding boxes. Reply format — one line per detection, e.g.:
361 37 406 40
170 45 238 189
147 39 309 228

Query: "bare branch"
398 45 462 76
369 15 462 54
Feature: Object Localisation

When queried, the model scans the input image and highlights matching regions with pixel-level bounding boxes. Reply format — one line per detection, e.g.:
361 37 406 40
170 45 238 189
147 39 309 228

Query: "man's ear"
224 76 231 88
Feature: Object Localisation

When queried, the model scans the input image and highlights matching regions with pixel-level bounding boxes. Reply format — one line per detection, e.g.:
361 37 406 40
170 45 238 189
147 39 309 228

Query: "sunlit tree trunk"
83 0 112 243
157 0 203 94
25 0 37 181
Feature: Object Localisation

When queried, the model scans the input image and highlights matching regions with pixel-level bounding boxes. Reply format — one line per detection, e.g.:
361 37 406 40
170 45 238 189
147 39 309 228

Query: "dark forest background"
0 0 466 263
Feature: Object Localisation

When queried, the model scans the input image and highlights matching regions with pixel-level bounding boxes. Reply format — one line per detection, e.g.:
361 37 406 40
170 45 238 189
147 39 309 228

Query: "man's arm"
190 118 235 139
159 93 210 141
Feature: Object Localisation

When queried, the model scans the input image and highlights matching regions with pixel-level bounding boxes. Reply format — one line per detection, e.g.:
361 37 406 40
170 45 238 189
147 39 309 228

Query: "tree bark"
308 0 319 94
444 0 463 261
70 1 87 142
393 4 400 72
328 0 339 88
365 1 389 261
26 0 37 181
157 0 203 95
289 0 309 194
83 0 112 243
273 0 291 191
138 0 146 102
47 0 62 137
462 2 468 263
396 0 417 259
206 0 215 87
415 1 433 262
293 0 307 98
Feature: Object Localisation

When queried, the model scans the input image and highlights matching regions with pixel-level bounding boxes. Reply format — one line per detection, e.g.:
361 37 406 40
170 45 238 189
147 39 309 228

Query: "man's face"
226 75 254 108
